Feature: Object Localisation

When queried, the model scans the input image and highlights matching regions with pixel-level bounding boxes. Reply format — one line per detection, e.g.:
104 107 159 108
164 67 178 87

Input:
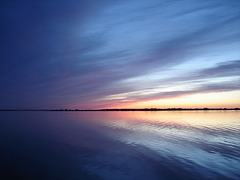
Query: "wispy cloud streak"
0 0 239 108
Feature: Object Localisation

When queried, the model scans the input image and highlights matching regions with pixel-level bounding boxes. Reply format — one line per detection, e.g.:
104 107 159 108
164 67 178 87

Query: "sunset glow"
109 90 240 109
0 0 239 109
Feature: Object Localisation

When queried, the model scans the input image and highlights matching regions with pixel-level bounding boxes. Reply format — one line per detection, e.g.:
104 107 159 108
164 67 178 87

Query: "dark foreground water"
0 111 240 180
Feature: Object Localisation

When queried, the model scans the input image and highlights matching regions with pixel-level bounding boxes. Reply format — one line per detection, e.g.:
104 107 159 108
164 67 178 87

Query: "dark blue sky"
1 0 240 109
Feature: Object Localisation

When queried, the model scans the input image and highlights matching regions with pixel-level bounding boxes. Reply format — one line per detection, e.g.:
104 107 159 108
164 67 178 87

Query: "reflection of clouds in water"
77 153 158 180
100 116 240 179
103 118 240 146
1 111 240 179
18 111 239 179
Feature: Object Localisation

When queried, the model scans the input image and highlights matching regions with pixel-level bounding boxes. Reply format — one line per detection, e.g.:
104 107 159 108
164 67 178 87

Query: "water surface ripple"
0 111 240 179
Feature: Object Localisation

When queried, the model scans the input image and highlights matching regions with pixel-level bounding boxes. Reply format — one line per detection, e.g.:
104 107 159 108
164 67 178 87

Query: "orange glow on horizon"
107 90 240 109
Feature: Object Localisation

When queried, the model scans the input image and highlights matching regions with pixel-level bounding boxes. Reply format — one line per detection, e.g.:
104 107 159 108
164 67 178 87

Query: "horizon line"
0 108 240 111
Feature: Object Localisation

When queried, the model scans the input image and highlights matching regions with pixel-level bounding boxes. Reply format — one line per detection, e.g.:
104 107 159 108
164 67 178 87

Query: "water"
0 111 240 180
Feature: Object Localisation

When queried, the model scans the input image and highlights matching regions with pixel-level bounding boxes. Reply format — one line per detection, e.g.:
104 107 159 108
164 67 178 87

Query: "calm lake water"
0 111 240 180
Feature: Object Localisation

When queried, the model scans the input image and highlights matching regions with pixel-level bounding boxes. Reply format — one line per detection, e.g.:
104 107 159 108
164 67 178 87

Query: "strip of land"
0 108 239 111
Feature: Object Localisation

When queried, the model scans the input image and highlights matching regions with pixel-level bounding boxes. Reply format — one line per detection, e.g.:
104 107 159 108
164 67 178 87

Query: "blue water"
0 111 240 179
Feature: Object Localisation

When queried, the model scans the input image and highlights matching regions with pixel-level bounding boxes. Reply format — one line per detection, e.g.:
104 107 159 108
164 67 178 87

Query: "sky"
0 0 240 109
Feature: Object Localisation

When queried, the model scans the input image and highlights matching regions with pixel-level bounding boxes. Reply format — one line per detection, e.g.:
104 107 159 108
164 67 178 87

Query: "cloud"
0 0 240 108
95 60 240 107
199 60 240 77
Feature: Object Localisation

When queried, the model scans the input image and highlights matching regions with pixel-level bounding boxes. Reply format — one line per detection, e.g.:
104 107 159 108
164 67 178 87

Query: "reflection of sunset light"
72 111 240 131
90 111 240 160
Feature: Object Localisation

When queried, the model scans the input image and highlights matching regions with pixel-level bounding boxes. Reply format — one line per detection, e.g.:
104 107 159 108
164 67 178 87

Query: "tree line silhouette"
1 108 239 111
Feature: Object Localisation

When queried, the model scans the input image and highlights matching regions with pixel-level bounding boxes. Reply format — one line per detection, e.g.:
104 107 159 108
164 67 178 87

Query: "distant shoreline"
0 108 239 111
